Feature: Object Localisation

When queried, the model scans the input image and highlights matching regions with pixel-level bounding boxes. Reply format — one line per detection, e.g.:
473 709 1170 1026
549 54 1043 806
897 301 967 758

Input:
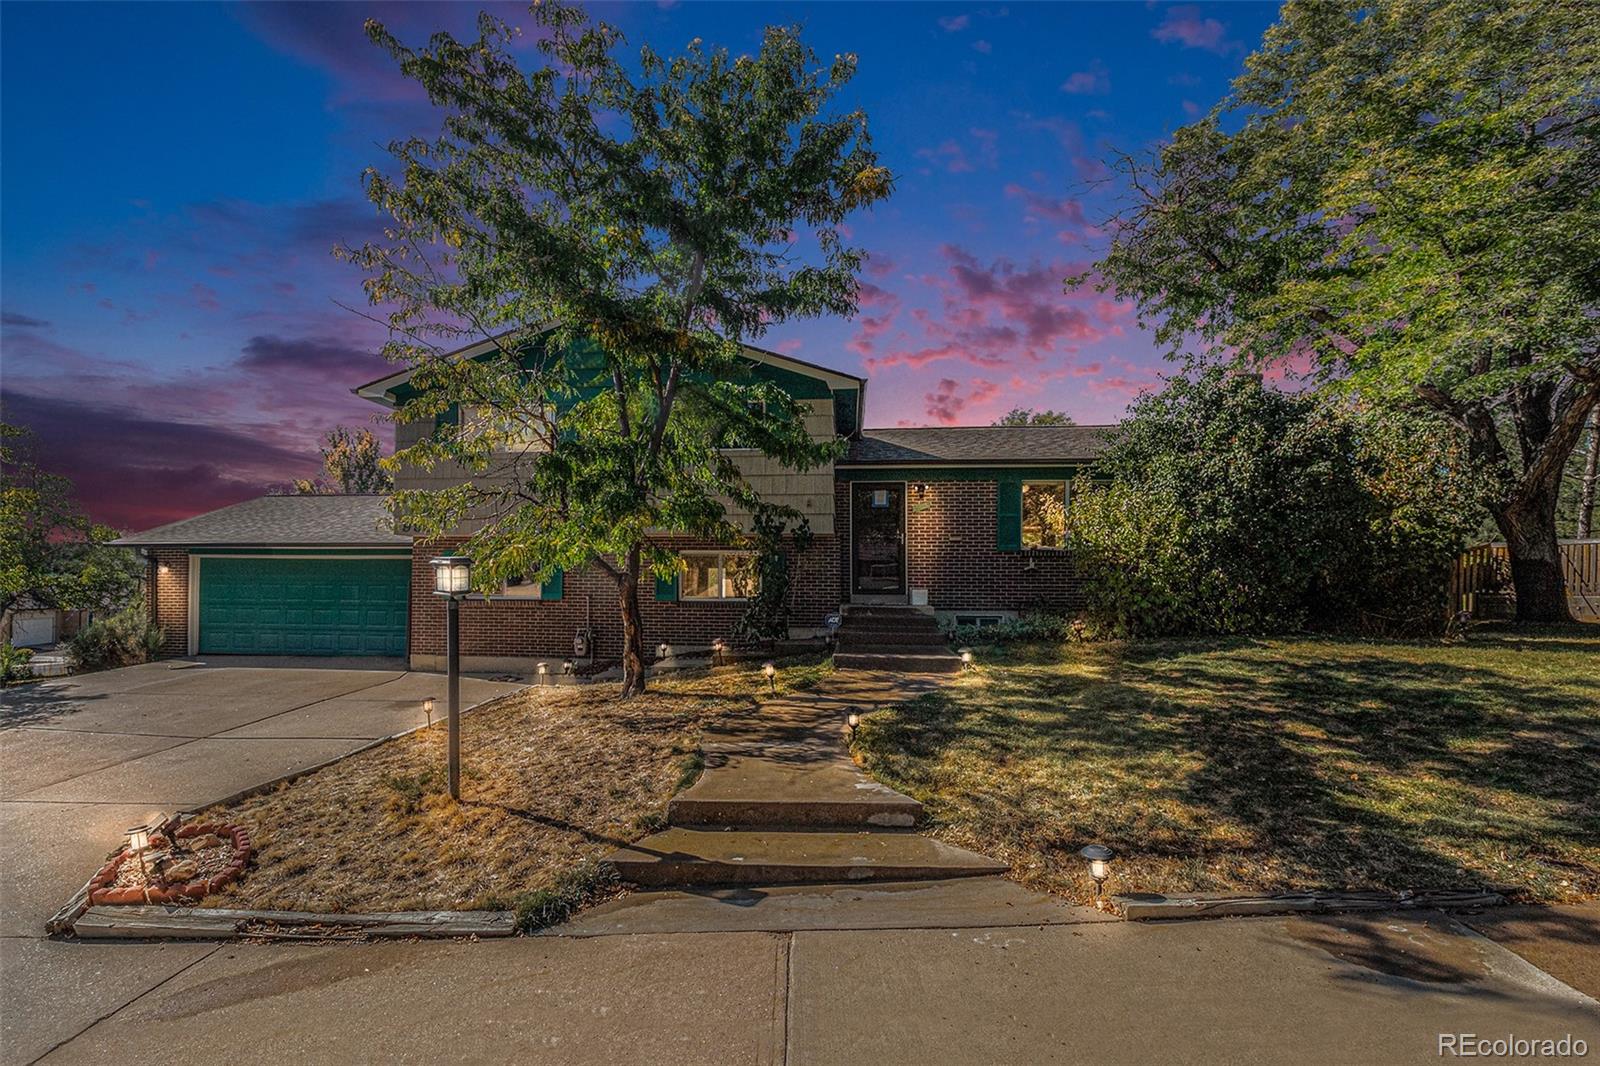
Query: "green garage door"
198 557 409 656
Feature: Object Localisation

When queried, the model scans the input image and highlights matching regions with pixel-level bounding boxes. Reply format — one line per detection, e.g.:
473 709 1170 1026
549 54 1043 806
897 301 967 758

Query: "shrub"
67 598 163 671
947 611 1076 647
1070 368 1481 637
1 643 34 683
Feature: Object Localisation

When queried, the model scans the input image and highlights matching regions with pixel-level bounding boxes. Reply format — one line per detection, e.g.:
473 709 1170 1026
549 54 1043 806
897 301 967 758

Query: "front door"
851 482 906 597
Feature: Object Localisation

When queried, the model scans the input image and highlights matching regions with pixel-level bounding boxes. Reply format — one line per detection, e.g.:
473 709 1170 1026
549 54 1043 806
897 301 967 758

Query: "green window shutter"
435 403 460 435
996 476 1022 551
654 568 679 602
541 568 563 601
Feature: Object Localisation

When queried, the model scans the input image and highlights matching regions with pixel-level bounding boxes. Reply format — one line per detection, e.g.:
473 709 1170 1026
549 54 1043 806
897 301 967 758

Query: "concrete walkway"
0 659 523 1066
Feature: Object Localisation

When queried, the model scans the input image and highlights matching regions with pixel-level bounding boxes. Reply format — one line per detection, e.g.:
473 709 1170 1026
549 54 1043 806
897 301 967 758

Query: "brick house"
116 339 1110 670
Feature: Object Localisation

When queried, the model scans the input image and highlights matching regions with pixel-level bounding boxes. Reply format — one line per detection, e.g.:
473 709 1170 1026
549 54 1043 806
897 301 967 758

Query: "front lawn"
853 630 1600 906
202 659 831 924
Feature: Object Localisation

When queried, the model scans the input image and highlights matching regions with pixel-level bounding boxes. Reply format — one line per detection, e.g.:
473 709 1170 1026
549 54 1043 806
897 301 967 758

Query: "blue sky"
0 1 1278 528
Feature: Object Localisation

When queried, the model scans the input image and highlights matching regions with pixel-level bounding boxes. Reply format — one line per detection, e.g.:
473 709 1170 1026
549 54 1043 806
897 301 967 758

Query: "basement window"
681 552 756 600
1021 480 1068 549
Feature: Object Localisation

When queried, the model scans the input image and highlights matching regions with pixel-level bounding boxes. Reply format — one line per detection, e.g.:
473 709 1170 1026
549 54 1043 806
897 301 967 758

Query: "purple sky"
0 1 1277 531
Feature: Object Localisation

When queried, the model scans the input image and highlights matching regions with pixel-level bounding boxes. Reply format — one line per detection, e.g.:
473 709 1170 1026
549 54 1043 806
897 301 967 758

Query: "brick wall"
835 478 1087 613
410 534 840 667
148 549 190 656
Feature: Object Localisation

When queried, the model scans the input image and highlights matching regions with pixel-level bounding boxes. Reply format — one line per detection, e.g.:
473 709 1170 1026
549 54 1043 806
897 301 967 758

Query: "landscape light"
847 711 860 741
763 661 776 693
712 638 726 666
537 662 549 685
126 824 152 880
1079 844 1115 903
423 697 435 726
959 647 974 669
562 659 574 675
657 642 670 661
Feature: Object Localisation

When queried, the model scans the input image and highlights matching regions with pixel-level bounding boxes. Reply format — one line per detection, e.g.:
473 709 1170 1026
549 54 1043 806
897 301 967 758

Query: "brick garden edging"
86 822 254 906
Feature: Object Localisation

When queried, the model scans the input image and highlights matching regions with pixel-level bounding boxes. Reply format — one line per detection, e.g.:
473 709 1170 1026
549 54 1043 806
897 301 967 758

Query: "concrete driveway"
0 659 523 1065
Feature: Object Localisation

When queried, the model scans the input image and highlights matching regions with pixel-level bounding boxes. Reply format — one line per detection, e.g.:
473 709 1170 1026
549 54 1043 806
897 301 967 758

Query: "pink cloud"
846 281 903 357
938 14 970 31
924 377 1002 424
972 39 992 54
1003 183 1088 227
1150 6 1238 54
1060 61 1109 95
916 128 998 174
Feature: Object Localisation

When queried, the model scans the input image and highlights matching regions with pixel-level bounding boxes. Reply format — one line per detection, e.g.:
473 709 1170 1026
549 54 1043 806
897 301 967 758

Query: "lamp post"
430 554 473 801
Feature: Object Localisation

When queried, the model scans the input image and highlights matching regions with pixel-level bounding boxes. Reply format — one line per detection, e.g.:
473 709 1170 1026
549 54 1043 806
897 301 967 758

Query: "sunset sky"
1 1 1277 531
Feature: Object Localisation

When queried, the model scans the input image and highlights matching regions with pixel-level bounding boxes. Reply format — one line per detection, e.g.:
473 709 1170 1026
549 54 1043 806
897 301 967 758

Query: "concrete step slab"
608 828 1007 887
543 877 1113 936
835 641 955 656
670 756 922 829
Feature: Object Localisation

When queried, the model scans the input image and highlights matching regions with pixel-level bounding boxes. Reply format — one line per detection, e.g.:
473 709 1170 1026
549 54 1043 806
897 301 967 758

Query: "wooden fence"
1447 539 1600 619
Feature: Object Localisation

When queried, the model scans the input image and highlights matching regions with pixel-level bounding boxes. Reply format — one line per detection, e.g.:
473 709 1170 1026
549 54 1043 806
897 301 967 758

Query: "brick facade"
148 548 190 656
409 534 840 669
835 478 1087 614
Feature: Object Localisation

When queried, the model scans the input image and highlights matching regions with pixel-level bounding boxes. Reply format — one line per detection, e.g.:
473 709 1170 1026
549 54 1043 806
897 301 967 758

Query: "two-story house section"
116 331 1112 670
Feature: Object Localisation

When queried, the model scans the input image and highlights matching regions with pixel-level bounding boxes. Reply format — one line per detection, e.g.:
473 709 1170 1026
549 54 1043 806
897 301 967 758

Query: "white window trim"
1021 479 1070 551
679 551 756 602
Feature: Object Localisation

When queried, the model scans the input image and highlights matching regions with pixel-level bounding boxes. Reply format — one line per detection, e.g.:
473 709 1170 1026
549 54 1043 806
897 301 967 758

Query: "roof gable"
843 425 1115 465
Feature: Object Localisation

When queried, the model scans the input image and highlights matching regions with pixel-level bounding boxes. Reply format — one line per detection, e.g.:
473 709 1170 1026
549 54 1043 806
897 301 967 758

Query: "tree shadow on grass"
861 631 1600 944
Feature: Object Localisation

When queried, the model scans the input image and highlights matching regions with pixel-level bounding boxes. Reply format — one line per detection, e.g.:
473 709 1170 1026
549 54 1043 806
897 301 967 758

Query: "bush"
1 643 34 683
947 611 1076 647
67 598 163 671
1070 368 1481 637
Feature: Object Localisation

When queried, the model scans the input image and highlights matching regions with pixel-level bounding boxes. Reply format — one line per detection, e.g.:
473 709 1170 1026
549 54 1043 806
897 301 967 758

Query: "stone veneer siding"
148 548 191 657
834 478 1086 612
409 534 840 668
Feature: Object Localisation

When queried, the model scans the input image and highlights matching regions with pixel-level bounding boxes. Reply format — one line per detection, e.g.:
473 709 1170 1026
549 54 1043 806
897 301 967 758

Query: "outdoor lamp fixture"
429 554 473 801
1079 843 1115 905
537 662 549 686
422 697 435 727
562 659 574 676
959 647 974 670
846 711 861 742
657 642 670 662
763 661 777 694
126 824 152 880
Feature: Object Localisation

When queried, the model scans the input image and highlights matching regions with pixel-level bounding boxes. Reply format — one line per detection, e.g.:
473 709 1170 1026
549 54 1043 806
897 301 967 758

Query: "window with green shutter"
654 568 679 602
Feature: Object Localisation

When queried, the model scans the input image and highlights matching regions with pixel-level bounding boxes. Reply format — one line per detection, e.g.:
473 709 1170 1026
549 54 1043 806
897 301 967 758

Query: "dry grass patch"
854 630 1600 907
204 660 830 919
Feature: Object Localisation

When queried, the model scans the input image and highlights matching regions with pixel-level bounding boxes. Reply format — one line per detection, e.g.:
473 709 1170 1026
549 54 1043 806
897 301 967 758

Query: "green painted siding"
832 388 860 436
198 557 409 656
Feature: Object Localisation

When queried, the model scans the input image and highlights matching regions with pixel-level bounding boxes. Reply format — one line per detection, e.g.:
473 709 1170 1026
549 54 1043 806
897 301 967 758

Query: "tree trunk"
617 546 648 697
1494 489 1573 624
1578 408 1599 539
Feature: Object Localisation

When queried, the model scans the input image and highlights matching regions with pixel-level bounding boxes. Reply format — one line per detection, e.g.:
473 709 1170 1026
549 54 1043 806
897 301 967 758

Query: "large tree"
346 3 889 693
993 407 1075 427
291 426 393 495
0 423 141 637
1076 0 1600 621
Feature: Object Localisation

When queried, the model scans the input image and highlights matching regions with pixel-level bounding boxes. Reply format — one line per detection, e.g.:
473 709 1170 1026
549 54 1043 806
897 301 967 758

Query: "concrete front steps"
608 827 1007 887
607 671 1005 889
832 605 963 673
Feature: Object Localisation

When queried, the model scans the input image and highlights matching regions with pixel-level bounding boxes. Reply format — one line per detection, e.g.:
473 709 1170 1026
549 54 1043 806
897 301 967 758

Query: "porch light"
1079 844 1115 902
430 555 473 598
763 661 776 693
157 564 171 575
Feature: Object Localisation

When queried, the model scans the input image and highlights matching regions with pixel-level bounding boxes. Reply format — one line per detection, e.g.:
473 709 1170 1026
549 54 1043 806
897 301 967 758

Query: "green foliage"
291 426 393 495
993 407 1075 427
67 598 164 672
1 423 143 627
734 507 812 642
1 644 34 683
1068 369 1482 637
345 2 889 692
1076 0 1600 621
511 859 619 933
946 611 1076 648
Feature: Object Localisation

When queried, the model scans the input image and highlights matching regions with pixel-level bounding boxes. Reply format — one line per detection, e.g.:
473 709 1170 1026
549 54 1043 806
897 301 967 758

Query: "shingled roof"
842 425 1116 465
111 495 408 548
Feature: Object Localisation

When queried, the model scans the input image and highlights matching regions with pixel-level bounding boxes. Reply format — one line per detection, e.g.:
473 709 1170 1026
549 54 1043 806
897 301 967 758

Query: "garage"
112 495 415 659
197 556 408 656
